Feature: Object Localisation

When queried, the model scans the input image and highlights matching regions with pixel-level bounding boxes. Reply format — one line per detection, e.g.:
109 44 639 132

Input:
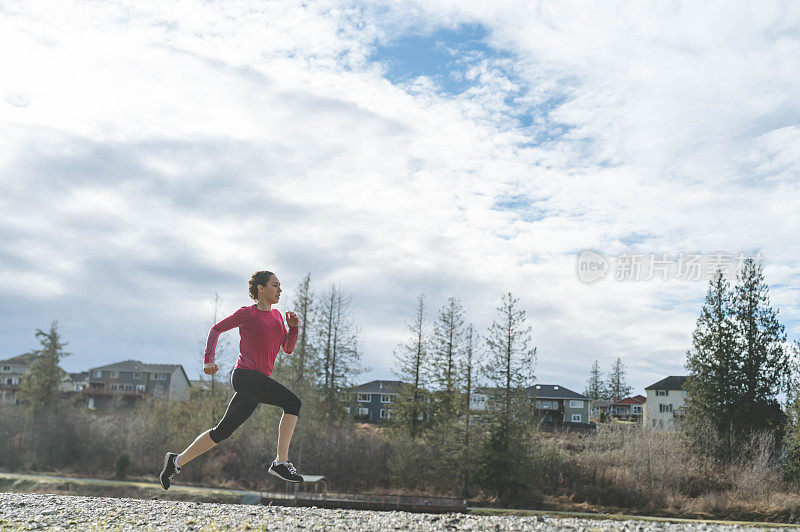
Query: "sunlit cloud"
1 1 798 394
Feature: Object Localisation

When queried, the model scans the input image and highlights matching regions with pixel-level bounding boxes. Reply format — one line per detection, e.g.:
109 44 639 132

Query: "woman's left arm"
282 311 300 354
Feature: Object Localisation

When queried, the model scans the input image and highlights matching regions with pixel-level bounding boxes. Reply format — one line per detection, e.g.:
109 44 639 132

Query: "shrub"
114 454 131 480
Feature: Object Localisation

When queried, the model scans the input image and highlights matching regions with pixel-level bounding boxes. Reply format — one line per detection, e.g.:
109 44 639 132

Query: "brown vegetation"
2 399 800 523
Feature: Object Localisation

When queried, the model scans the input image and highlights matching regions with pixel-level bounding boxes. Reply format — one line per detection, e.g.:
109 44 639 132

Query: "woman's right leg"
175 430 216 468
176 392 258 467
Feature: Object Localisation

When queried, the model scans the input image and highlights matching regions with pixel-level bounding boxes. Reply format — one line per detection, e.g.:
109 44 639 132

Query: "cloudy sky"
1 1 799 395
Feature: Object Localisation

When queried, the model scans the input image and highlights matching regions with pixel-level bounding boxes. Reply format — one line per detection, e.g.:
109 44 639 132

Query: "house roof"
645 376 688 391
0 353 36 365
615 395 646 405
70 371 90 382
89 360 181 373
190 379 212 390
355 380 404 394
88 360 190 386
527 384 588 400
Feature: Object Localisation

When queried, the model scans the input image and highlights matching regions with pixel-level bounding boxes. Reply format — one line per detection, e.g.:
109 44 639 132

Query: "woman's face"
258 275 281 304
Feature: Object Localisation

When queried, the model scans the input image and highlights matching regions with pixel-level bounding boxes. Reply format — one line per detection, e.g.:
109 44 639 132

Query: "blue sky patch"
370 23 509 95
492 194 549 223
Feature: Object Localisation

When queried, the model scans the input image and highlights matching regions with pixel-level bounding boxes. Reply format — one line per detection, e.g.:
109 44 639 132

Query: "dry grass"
532 424 800 522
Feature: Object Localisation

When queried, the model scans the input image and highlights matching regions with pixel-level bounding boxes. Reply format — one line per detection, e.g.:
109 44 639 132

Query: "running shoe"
159 452 181 490
268 460 303 483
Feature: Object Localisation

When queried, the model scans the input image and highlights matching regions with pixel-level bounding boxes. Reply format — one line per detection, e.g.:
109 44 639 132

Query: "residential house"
469 387 493 411
644 376 688 431
470 384 592 427
1 353 76 405
189 379 213 392
83 360 191 408
591 399 613 420
528 384 592 427
348 380 404 422
0 354 34 405
612 395 646 422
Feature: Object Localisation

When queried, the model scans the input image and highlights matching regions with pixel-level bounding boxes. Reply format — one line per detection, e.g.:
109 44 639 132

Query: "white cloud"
1 1 798 395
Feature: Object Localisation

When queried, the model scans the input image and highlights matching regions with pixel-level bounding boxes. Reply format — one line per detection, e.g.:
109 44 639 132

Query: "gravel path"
1 492 798 531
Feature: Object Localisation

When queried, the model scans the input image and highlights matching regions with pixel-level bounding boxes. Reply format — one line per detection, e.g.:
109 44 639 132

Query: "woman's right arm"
204 308 246 367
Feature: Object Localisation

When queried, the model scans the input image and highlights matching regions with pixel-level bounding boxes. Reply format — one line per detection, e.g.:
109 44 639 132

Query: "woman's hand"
285 310 300 328
203 363 219 375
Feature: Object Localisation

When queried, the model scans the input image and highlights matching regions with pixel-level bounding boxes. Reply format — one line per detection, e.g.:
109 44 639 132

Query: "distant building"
189 379 213 392
644 376 688 431
0 354 35 405
83 360 191 408
591 399 613 420
612 395 646 421
470 384 592 427
347 380 404 423
1 353 76 405
469 387 492 411
528 384 592 426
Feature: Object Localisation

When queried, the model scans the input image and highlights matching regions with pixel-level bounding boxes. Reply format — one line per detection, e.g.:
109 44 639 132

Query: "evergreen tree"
20 321 71 413
429 297 465 421
482 292 537 432
606 357 631 400
393 295 429 437
478 292 537 503
584 360 606 400
317 283 363 418
731 258 789 439
781 342 800 484
284 272 318 387
685 261 791 461
460 323 479 498
684 269 740 461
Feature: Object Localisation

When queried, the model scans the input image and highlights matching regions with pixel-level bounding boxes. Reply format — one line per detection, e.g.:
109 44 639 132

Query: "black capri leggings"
209 368 301 444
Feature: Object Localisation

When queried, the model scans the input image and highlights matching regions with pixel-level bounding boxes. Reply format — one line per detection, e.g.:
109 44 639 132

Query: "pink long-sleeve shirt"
204 305 299 377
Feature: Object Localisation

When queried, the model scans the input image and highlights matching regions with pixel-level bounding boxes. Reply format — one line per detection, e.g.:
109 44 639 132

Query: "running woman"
159 270 304 489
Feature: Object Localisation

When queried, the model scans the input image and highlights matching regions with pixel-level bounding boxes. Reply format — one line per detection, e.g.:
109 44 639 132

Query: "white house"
644 376 688 431
1 353 75 404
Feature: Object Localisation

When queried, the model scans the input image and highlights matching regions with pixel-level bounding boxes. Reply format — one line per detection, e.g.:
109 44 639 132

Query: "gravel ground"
1 492 798 531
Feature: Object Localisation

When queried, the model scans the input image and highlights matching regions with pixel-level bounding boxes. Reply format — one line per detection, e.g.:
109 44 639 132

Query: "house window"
94 371 102 378
570 400 583 408
571 414 582 423
632 405 642 414
2 365 10 371
659 403 673 413
136 385 145 392
5 378 12 385
133 372 141 379
536 400 556 410
111 371 119 378
380 409 390 419
358 407 369 416
153 373 166 380
656 390 667 396
110 384 117 390
381 394 394 403
358 393 371 402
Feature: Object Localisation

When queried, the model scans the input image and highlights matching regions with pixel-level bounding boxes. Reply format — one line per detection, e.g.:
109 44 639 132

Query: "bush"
115 453 131 480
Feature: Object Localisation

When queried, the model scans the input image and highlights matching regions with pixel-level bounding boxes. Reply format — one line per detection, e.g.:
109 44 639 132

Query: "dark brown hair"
248 270 275 300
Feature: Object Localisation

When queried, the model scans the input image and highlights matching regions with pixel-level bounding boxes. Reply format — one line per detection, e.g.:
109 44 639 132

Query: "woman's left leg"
238 371 302 462
276 412 298 463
